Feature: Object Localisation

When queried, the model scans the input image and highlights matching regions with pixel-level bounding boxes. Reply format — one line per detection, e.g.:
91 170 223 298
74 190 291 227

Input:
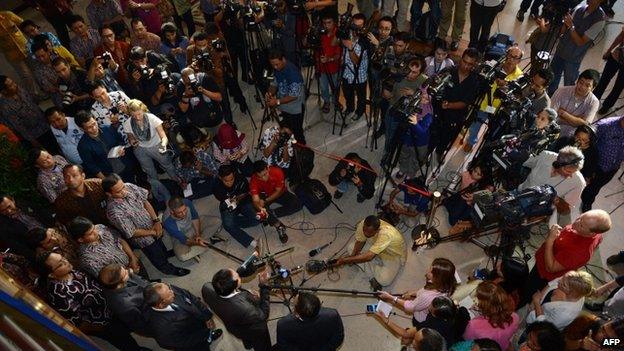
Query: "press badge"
484 105 496 114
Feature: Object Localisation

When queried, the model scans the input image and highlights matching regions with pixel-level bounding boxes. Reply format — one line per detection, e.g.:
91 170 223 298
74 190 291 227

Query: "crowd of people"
1 0 624 350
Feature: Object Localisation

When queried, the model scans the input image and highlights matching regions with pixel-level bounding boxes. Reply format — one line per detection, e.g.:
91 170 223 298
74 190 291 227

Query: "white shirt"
123 113 163 149
50 117 84 165
519 151 586 225
91 91 131 128
525 277 585 330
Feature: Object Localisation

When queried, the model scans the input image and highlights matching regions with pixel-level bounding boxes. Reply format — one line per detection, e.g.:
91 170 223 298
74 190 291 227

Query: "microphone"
308 242 332 257
236 251 259 277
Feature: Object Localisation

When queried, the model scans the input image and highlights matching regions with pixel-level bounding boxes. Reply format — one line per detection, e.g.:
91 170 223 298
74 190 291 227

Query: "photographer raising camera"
177 67 223 135
328 152 376 203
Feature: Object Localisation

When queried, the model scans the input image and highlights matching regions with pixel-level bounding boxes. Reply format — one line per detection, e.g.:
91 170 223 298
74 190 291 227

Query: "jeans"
466 111 489 146
320 72 339 104
548 54 582 96
281 109 306 145
268 191 303 223
221 201 258 247
411 0 441 32
133 144 178 180
141 238 180 275
581 167 619 210
594 56 624 110
383 109 401 160
519 0 543 14
469 1 500 50
342 80 368 117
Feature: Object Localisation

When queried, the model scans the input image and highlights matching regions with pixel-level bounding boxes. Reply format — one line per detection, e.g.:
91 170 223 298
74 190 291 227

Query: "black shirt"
213 173 250 203
440 67 480 124
176 72 222 128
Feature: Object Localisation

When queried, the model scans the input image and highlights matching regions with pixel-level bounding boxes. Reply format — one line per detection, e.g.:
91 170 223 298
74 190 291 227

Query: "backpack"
295 179 332 214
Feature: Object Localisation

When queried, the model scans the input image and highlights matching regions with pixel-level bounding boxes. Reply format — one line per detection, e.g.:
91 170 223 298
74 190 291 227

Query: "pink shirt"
403 288 446 323
463 313 520 350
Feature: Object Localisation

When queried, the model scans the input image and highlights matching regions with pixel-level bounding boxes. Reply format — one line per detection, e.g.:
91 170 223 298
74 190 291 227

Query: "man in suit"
202 268 272 351
99 263 151 336
276 292 344 350
143 282 223 351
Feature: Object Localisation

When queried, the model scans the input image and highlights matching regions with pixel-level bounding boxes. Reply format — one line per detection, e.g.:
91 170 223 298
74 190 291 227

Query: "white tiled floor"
3 0 623 350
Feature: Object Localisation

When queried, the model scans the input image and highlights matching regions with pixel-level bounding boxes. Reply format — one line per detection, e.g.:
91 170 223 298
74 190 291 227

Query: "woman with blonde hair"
378 257 458 325
527 270 594 331
463 281 520 350
123 99 177 180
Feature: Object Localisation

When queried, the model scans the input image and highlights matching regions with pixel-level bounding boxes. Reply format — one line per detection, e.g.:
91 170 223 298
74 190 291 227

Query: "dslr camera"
211 38 226 52
127 62 150 81
187 73 201 94
58 84 73 106
101 51 113 68
276 131 291 147
194 51 215 71
344 162 356 179
154 65 176 95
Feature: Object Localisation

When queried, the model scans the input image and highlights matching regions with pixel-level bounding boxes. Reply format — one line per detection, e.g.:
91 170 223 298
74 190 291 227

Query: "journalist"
177 67 224 134
276 292 345 350
525 68 554 115
333 215 407 290
266 49 307 144
340 13 369 122
259 119 296 169
519 145 586 226
550 69 600 137
328 152 376 202
53 57 94 115
431 47 480 162
368 16 395 100
316 14 342 114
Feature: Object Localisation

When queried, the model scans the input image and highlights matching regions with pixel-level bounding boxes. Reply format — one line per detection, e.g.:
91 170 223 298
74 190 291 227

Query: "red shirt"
249 166 285 197
94 41 131 86
535 225 602 281
317 29 342 74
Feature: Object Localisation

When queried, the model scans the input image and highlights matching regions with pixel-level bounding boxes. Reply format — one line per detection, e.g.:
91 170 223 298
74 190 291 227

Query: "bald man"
519 209 612 308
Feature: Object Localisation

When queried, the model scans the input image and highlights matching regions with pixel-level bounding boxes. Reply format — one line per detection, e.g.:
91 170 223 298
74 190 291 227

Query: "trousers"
438 0 468 41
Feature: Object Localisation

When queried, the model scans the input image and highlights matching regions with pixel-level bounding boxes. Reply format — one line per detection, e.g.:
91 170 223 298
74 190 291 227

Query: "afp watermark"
603 338 621 348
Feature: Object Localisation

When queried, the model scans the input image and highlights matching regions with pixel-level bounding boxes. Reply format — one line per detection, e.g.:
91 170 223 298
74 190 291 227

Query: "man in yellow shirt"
334 215 407 290
0 11 41 99
464 46 525 152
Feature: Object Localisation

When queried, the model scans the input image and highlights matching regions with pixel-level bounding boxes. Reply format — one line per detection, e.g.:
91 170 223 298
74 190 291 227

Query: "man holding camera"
525 68 554 116
126 46 180 113
250 160 302 243
340 13 369 122
329 152 376 202
53 57 94 116
266 49 307 145
333 215 407 290
94 25 131 88
519 145 587 226
464 46 525 152
260 119 296 170
177 67 224 134
316 14 342 113
431 47 480 162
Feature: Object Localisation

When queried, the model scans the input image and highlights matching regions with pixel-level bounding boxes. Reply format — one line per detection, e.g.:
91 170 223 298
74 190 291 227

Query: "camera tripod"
254 104 282 158
243 21 272 105
222 55 257 130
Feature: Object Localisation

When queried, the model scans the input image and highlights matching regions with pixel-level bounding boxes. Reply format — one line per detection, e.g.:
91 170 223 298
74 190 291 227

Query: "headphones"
552 156 583 169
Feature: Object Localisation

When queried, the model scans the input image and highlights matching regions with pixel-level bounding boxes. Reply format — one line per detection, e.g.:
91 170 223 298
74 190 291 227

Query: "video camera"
478 56 507 85
471 185 556 228
187 73 201 94
336 3 355 40
392 89 423 117
380 54 416 92
427 69 454 98
242 2 264 30
541 0 582 23
285 0 307 15
493 75 530 101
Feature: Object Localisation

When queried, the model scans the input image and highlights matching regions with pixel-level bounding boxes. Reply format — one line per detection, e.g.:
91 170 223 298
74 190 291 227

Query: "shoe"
516 10 525 21
369 278 383 292
208 328 223 343
172 267 191 276
357 194 365 203
322 101 331 113
209 235 226 245
607 253 624 265
277 225 289 243
463 143 473 152
333 190 344 199
351 113 363 121
343 108 354 117
166 249 175 258
373 128 385 139
584 300 605 312
599 105 610 115
450 41 459 51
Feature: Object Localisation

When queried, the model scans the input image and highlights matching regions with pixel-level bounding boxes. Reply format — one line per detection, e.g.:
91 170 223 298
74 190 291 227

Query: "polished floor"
2 0 624 350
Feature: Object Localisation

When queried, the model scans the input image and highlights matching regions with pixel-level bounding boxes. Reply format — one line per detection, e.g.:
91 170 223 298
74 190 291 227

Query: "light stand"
411 191 442 250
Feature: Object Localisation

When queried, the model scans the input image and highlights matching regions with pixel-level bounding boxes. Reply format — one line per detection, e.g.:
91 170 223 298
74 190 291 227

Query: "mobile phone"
366 304 377 313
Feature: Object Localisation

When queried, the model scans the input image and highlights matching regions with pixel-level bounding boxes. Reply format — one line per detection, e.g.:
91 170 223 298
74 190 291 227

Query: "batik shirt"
90 90 131 142
86 0 124 33
0 88 49 141
46 270 111 326
106 183 155 249
260 126 294 169
70 28 101 63
78 224 130 278
342 40 368 84
175 147 219 183
36 155 69 203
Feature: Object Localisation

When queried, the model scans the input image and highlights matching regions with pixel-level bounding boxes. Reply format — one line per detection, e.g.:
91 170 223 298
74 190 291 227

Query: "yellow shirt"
55 46 81 68
355 219 406 261
0 11 27 62
479 65 524 111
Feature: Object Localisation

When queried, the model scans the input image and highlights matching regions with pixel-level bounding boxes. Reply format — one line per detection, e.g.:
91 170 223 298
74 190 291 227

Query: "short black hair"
68 216 94 240
167 196 186 210
534 68 554 86
253 160 268 174
295 292 321 319
212 269 238 296
44 106 63 120
143 282 164 307
68 14 86 27
363 215 380 230
36 250 55 275
192 31 209 42
218 164 235 178
180 151 197 167
352 13 367 22
525 321 565 351
31 34 51 54
435 40 448 51
28 148 44 165
102 173 122 193
418 328 446 351
394 31 410 43
51 56 69 68
277 118 292 130
473 339 502 351
430 295 456 321
19 19 38 31
377 16 394 28
204 22 220 36
578 69 600 87
99 24 114 35
62 164 84 175
130 17 146 29
74 110 94 128
268 48 285 61
25 228 48 248
462 47 480 61
129 46 147 60
161 22 178 34
87 80 106 94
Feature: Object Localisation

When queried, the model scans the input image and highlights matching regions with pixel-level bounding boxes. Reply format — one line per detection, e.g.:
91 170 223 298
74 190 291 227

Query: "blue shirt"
77 125 125 177
50 117 84 165
401 113 433 147
342 40 368 84
595 116 624 172
272 61 304 114
402 187 430 212
163 199 199 244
